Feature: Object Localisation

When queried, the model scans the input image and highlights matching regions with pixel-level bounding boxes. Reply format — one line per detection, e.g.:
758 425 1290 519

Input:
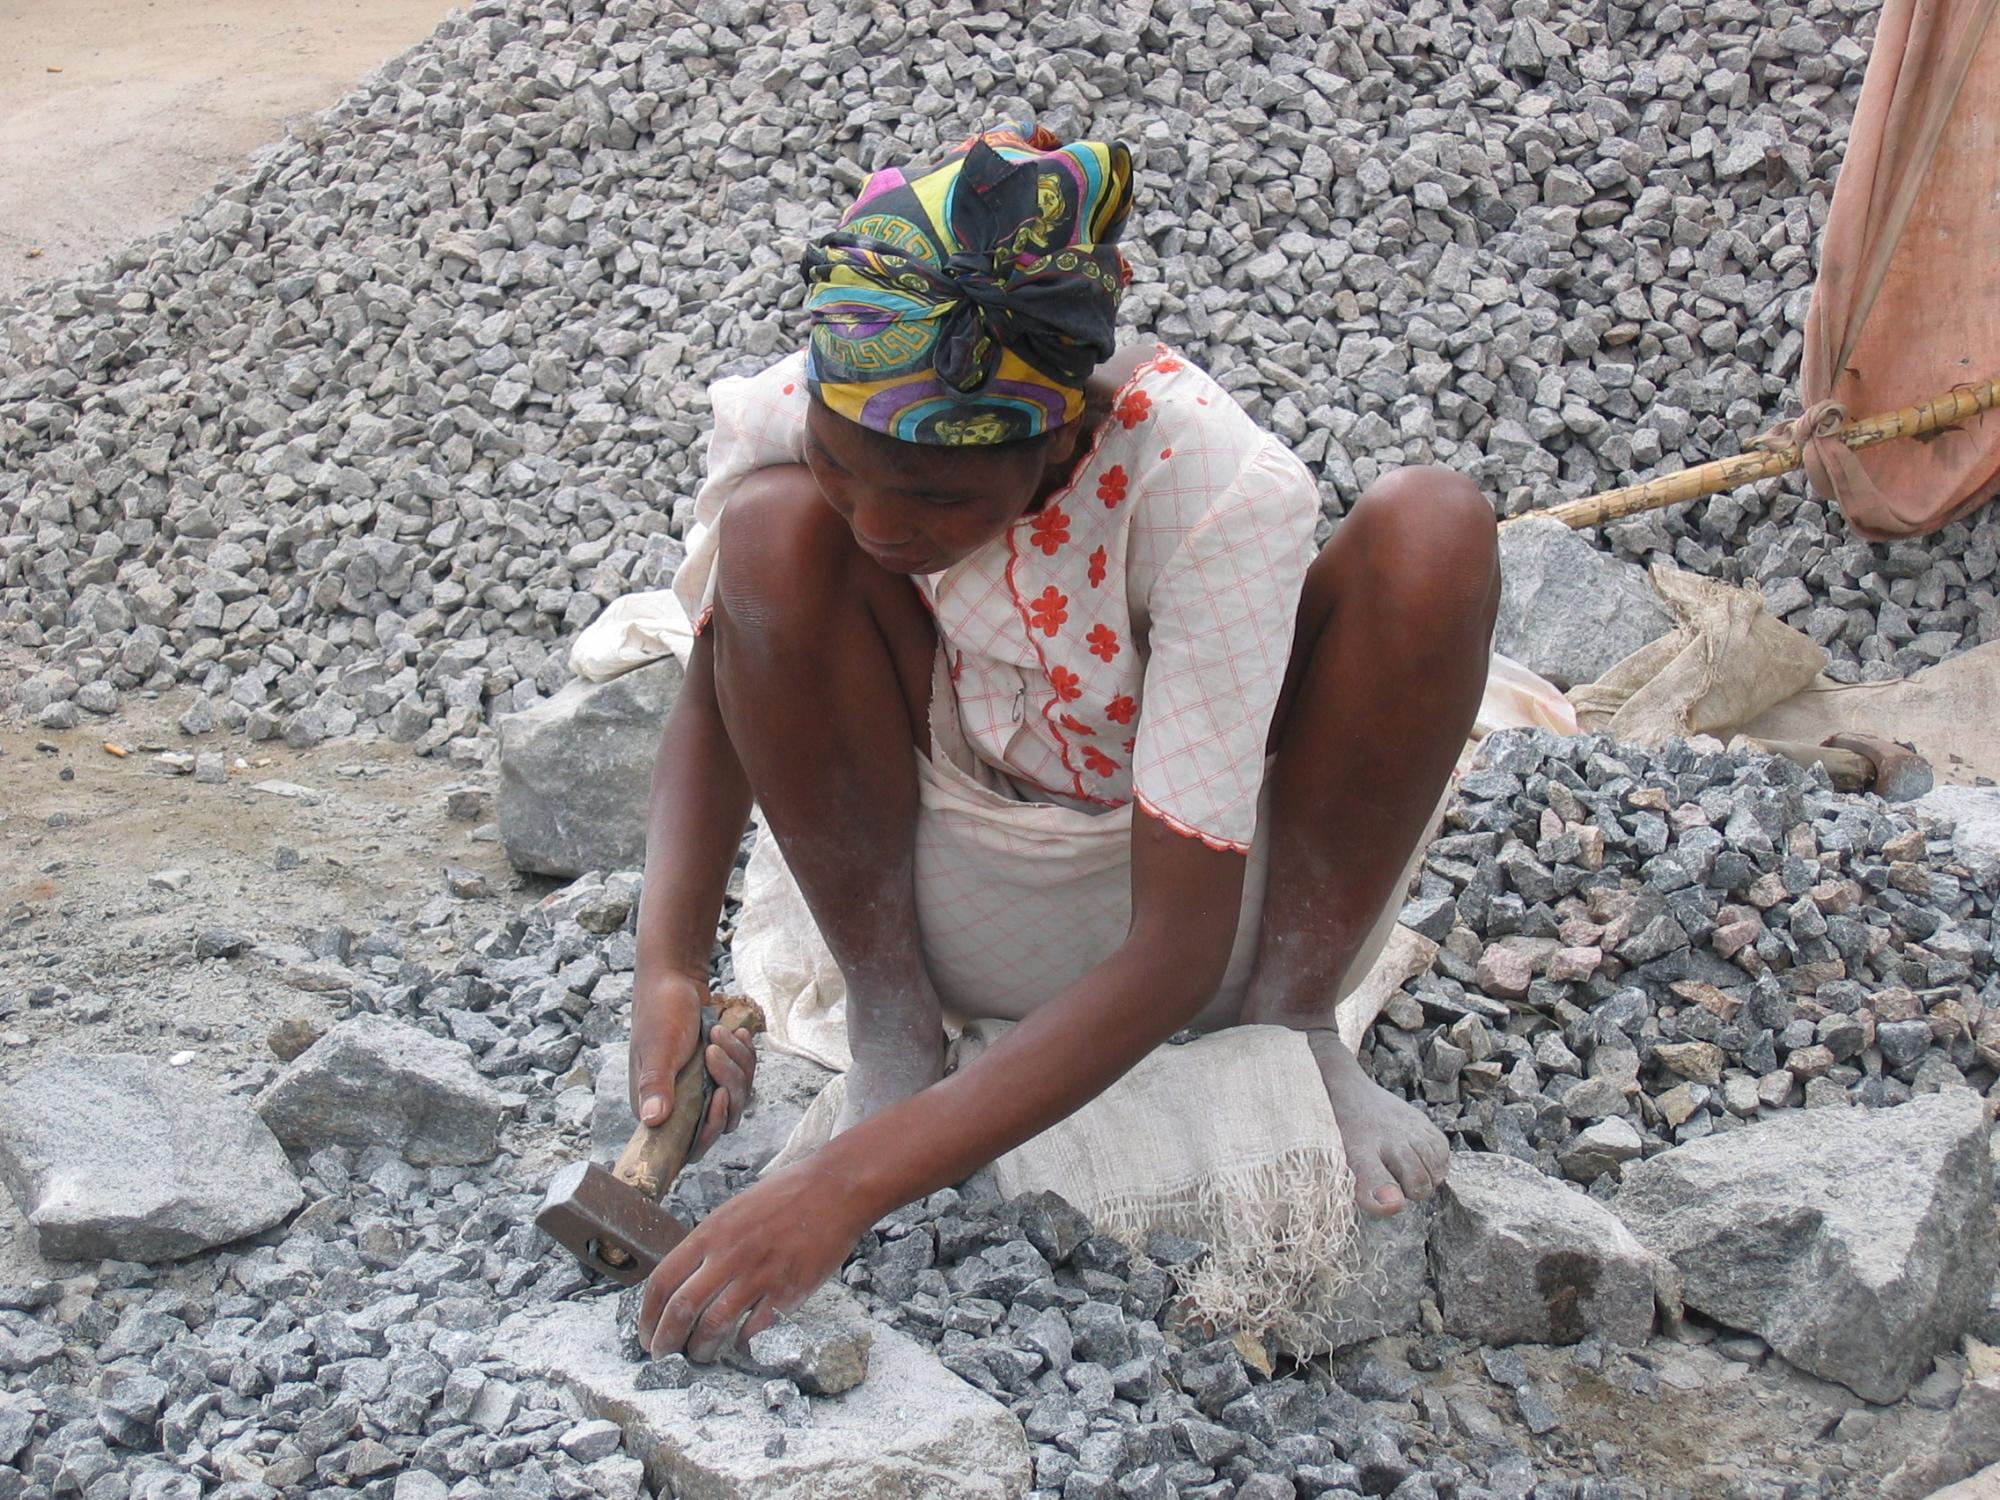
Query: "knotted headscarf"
803 126 1135 446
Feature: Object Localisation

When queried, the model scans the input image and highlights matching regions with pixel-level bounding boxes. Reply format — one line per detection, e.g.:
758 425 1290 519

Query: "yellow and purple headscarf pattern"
803 126 1135 446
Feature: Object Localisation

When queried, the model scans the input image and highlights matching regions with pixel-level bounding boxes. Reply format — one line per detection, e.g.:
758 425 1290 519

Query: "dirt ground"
0 0 460 300
0 656 528 1281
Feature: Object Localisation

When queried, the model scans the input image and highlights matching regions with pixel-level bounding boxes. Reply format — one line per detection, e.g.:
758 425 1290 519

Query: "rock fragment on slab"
1430 1152 1656 1346
256 1015 520 1166
0 1053 300 1262
617 1282 872 1397
1615 1090 1995 1401
726 1288 873 1396
1493 517 1674 688
497 659 681 878
496 1296 1030 1500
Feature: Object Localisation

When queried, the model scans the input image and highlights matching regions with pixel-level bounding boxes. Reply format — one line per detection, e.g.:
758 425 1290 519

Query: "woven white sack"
964 1019 1362 1355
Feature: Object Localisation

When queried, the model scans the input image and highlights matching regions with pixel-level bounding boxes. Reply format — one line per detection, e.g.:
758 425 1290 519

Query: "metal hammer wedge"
536 996 766 1285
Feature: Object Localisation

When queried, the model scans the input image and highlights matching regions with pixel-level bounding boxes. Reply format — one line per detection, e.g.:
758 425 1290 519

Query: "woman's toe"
1385 1141 1437 1201
1349 1150 1406 1217
1419 1132 1453 1188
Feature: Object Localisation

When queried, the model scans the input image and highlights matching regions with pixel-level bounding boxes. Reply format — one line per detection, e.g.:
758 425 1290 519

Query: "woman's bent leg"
708 467 946 1129
1241 465 1501 1215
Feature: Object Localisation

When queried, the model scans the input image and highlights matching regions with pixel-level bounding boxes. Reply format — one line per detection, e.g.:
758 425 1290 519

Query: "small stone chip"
557 1417 623 1464
727 1285 874 1395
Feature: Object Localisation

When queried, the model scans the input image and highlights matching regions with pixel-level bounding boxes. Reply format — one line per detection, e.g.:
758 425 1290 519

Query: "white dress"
672 344 1428 1054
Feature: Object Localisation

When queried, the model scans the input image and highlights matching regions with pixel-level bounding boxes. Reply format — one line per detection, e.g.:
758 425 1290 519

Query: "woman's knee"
1334 465 1499 627
710 465 936 704
712 466 856 649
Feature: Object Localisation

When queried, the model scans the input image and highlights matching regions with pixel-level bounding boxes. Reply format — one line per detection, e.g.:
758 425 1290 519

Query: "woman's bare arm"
635 810 1249 1358
629 634 759 1136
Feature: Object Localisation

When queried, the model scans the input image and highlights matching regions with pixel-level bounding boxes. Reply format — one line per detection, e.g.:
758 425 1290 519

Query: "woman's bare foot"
835 990 946 1133
1307 1031 1451 1217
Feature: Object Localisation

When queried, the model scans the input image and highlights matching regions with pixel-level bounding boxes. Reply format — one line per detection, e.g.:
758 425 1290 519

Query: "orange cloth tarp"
1799 0 2000 538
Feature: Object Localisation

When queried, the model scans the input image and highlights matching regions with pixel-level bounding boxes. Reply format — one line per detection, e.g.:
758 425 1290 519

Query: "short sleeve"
671 351 811 631
1130 443 1319 852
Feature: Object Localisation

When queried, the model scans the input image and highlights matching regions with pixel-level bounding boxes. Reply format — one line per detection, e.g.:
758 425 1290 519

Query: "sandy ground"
0 660 529 1278
0 0 460 300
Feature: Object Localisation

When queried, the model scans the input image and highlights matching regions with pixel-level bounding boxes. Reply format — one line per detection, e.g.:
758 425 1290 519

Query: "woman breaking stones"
625 126 1499 1359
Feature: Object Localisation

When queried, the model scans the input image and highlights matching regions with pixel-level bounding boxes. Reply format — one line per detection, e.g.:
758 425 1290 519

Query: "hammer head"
535 1160 689 1285
1823 732 1935 803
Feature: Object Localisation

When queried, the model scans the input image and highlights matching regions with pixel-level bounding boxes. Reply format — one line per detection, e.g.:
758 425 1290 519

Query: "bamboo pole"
1506 377 2000 531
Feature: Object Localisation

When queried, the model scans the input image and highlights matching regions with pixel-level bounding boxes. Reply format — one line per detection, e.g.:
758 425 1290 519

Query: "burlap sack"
1568 566 1828 745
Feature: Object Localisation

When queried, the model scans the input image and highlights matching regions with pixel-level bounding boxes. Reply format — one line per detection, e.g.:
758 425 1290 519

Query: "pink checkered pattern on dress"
673 345 1319 854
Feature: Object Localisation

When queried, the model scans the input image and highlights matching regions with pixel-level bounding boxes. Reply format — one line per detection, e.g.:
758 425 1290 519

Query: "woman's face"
804 397 1077 575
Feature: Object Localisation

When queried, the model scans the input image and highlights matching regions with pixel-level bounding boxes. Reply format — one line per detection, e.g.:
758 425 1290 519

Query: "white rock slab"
1913 785 2000 884
494 1297 1031 1500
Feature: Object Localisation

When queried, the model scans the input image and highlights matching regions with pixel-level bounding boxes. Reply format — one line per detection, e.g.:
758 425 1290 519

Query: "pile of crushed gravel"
1373 729 1996 1190
3 0 1994 755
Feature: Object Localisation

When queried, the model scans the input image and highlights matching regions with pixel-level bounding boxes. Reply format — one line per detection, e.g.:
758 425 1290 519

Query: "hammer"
536 996 766 1285
1739 732 1934 803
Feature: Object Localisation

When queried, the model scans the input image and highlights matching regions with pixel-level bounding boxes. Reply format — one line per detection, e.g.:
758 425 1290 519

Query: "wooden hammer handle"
612 996 765 1200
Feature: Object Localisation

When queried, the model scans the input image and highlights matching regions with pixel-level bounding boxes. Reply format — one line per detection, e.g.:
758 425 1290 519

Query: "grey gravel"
3 0 1991 762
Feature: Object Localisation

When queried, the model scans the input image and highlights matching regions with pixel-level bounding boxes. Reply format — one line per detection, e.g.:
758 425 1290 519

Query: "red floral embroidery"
1082 745 1118 778
1028 586 1069 637
1154 353 1183 372
1059 713 1096 737
1096 466 1128 508
1122 737 1136 753
1087 546 1107 588
1048 665 1082 702
1087 624 1120 662
1114 388 1152 429
1029 504 1070 556
783 382 795 395
1160 447 1173 460
1105 694 1137 725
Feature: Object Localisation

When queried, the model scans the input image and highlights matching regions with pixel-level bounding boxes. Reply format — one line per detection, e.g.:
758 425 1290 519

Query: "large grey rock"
495 1297 1030 1499
1615 1091 1995 1402
0 1054 300 1262
1430 1152 1656 1346
498 659 682 878
256 1016 521 1166
593 1036 834 1176
1494 517 1674 687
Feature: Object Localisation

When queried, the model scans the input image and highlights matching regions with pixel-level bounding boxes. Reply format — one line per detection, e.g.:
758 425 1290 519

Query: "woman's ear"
1044 419 1087 468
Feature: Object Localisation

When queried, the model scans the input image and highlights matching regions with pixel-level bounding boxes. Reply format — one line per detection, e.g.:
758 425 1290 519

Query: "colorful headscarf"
802 126 1135 446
